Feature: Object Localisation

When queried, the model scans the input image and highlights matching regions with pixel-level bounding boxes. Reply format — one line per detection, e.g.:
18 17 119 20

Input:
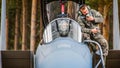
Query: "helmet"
79 0 85 9
79 4 86 9
58 20 70 37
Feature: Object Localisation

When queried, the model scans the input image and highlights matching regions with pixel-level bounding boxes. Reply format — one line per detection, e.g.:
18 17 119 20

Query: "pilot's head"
79 4 89 15
58 20 70 37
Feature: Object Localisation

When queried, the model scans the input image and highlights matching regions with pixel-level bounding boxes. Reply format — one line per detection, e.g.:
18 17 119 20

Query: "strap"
55 20 59 32
69 20 71 32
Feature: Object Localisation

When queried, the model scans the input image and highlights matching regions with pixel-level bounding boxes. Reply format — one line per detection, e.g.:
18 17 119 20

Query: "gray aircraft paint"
35 37 92 68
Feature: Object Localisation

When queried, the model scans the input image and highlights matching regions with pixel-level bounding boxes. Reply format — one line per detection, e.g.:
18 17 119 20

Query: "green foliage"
119 0 120 24
7 0 16 49
86 0 98 10
0 0 1 28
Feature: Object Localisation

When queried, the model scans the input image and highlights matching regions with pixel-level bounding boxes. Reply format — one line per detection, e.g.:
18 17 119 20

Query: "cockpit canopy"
43 18 82 43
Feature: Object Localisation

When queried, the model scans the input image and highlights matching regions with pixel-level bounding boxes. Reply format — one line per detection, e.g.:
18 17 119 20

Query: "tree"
6 15 9 50
40 0 43 43
118 0 120 31
67 1 75 19
102 1 112 41
30 0 37 52
22 0 27 50
14 0 19 50
6 0 10 50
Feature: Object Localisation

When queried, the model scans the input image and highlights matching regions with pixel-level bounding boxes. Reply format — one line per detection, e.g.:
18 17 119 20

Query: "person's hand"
91 28 98 33
86 16 95 22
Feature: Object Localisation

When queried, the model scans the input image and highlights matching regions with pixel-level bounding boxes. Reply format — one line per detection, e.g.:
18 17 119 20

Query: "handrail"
83 40 105 68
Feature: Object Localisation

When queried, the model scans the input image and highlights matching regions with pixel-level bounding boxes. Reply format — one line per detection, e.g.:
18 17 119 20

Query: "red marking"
61 3 64 13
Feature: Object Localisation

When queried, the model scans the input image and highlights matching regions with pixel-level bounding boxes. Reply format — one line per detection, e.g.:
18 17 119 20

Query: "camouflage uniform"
77 7 109 56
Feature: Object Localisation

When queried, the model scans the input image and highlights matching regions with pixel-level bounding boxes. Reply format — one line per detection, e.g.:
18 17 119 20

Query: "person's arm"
77 16 92 34
91 9 104 23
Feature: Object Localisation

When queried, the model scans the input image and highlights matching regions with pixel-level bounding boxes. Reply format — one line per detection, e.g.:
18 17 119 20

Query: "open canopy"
42 0 85 4
40 0 85 28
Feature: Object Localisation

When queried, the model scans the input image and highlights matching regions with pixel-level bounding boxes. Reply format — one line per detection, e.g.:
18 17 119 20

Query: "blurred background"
0 0 119 52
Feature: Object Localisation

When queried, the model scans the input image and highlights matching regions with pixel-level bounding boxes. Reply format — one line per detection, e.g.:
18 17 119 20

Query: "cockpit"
43 18 82 43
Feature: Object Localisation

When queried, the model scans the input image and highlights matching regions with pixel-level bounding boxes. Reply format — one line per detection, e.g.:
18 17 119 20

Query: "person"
77 4 109 57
